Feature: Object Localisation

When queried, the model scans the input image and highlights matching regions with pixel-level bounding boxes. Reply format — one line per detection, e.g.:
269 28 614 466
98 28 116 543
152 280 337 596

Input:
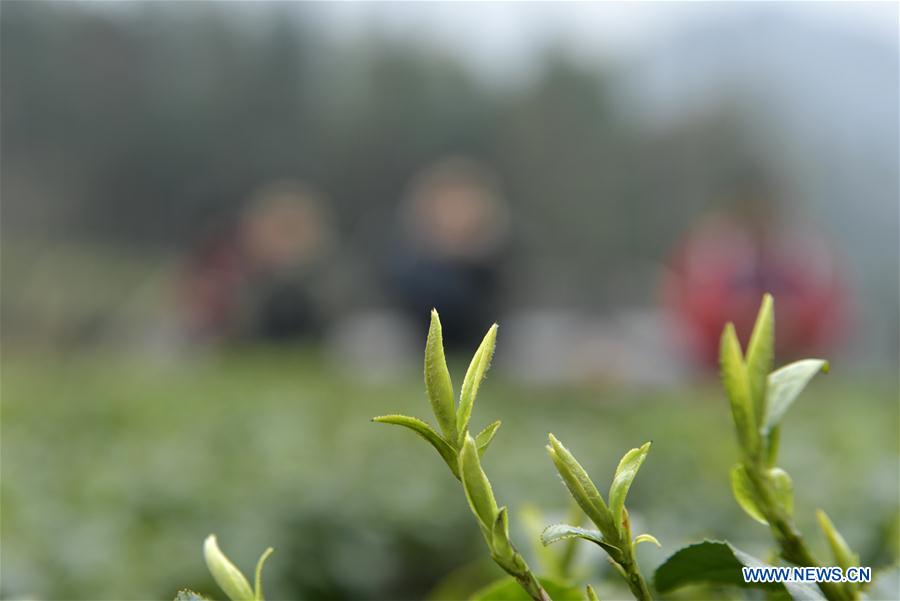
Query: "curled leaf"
609 442 651 536
425 310 457 441
457 323 498 444
372 414 459 479
730 463 768 525
253 546 274 601
491 506 514 562
203 535 255 601
547 434 614 536
633 533 661 548
460 434 499 535
720 323 759 457
769 467 794 516
475 420 502 457
765 359 829 434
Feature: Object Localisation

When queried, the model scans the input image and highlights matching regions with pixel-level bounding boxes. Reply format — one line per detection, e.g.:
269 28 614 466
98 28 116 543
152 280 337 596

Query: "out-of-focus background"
2 2 898 599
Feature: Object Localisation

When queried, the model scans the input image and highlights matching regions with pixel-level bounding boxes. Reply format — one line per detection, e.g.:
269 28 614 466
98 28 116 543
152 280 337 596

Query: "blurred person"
178 180 336 343
661 184 850 367
388 157 510 350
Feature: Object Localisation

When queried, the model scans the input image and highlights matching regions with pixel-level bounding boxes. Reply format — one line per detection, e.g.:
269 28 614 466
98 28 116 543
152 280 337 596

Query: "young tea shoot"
543 436 657 600
178 535 273 601
374 310 551 601
654 294 865 601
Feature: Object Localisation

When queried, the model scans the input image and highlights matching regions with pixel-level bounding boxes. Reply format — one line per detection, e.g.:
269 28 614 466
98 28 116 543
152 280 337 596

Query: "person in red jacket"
662 195 850 367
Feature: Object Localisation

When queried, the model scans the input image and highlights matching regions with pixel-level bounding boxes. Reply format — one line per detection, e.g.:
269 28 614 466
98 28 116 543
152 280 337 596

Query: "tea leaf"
609 442 651 536
654 540 825 599
541 523 620 557
633 534 661 548
425 310 458 441
720 323 759 457
203 535 255 601
372 414 460 479
491 506 514 562
770 467 794 516
474 420 502 457
816 509 859 571
764 359 829 434
459 434 499 533
547 434 614 536
458 323 498 444
730 463 767 525
253 546 274 601
746 294 774 424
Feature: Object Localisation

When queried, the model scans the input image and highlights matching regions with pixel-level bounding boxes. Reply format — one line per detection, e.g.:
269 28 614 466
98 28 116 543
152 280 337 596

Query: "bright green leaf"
458 323 498 444
745 293 774 424
609 442 651 536
425 309 458 441
719 323 759 457
730 463 768 525
816 509 859 571
491 506 514 562
475 420 502 457
633 534 661 548
470 576 583 601
541 523 620 557
764 359 829 434
770 467 794 516
585 584 600 601
203 535 255 601
372 414 460 479
653 540 825 599
547 434 614 536
459 434 499 534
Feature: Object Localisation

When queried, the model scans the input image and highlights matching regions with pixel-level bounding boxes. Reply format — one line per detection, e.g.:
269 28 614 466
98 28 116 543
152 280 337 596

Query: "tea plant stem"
745 463 855 601
512 570 552 601
620 556 653 601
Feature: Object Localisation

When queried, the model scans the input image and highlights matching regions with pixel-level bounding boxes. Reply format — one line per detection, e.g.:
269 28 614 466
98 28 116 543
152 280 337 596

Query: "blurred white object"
326 311 419 382
499 308 692 389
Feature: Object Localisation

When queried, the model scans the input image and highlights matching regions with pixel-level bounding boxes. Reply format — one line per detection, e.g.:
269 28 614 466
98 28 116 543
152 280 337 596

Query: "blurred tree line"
2 2 800 311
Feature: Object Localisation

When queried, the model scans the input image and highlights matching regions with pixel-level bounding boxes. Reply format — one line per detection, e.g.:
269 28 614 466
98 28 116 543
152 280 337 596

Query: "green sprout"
719 294 859 601
374 310 550 601
543 436 657 600
177 535 273 601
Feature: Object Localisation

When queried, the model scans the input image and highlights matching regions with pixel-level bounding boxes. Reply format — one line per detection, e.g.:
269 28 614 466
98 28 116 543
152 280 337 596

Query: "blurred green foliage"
2 349 896 600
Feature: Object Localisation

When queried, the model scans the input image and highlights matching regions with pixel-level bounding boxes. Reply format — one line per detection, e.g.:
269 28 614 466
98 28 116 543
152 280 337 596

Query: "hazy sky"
297 2 897 78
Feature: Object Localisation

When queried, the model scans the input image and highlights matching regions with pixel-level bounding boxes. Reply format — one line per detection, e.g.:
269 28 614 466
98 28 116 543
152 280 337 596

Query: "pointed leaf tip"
609 442 651 535
457 323 499 444
816 509 858 571
203 535 255 601
746 294 775 424
764 359 829 433
547 434 614 536
475 420 501 457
